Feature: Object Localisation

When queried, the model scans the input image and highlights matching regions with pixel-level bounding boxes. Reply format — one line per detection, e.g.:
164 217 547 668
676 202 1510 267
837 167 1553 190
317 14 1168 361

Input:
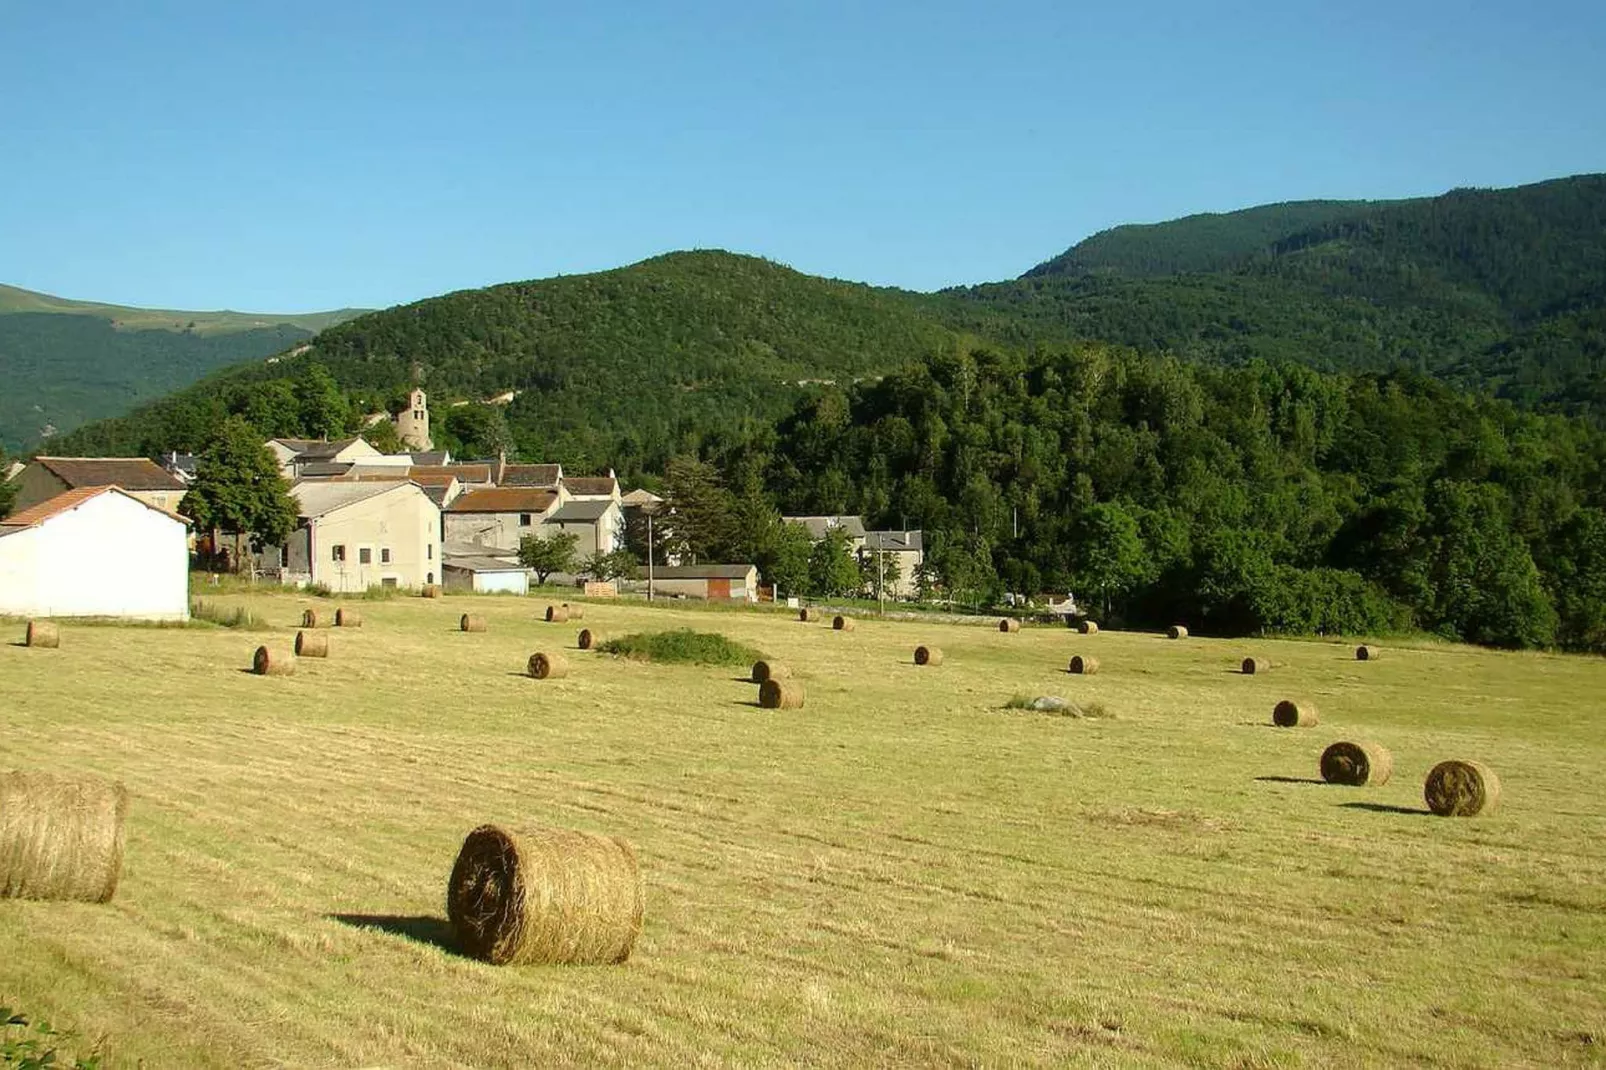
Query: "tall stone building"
394 388 433 451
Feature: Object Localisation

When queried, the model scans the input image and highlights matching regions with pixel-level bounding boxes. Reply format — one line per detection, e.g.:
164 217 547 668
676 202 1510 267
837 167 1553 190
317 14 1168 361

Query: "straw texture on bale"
799 607 819 622
294 630 329 658
1167 625 1189 639
1320 741 1393 786
759 679 805 709
577 628 600 650
563 603 585 621
0 770 128 902
545 606 570 623
527 652 569 680
24 621 59 649
1241 657 1270 674
1069 655 1099 675
335 608 362 628
751 660 791 684
446 824 643 965
1272 699 1317 727
421 584 442 598
461 614 488 633
999 618 1020 633
1078 620 1099 635
832 615 855 632
914 645 943 666
1424 760 1501 817
253 645 294 676
301 608 322 628
1356 644 1379 661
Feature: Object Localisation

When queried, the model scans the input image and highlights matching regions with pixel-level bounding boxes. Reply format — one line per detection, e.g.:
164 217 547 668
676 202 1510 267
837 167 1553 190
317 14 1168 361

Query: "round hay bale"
335 608 362 628
294 630 329 658
301 608 322 628
1320 741 1393 786
1078 620 1099 635
1069 655 1099 675
832 615 855 632
751 660 790 684
759 678 805 709
1167 624 1189 640
914 645 943 666
527 652 569 680
24 621 59 649
563 603 585 621
461 614 488 633
421 584 442 599
999 618 1021 633
1356 644 1378 661
545 605 570 624
0 770 128 902
1272 699 1317 727
1241 657 1269 675
799 607 819 623
446 824 642 965
253 645 295 676
577 628 600 650
1424 760 1501 817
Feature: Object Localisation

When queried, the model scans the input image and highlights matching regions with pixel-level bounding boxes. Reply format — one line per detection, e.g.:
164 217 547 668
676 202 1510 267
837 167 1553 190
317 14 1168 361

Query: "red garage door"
707 578 731 600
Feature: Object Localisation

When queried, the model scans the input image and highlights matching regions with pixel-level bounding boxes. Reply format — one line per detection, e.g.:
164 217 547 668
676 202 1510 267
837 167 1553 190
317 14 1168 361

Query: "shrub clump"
1003 694 1113 719
597 629 766 667
190 599 270 630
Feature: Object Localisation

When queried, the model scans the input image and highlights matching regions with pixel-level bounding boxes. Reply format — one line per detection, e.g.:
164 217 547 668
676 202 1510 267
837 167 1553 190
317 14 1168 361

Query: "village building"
443 555 531 595
783 514 868 552
266 436 389 479
442 487 561 553
546 498 625 558
9 456 189 515
0 486 191 621
861 530 925 599
642 563 760 603
501 462 562 488
394 388 433 451
257 480 442 592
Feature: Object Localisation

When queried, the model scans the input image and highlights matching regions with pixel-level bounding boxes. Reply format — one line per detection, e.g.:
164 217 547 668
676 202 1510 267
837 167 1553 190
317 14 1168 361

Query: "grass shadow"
329 914 467 957
1339 802 1432 816
1255 776 1327 785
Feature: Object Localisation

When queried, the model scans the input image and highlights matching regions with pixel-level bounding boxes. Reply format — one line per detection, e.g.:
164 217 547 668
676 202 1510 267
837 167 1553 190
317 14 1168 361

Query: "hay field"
2 594 1604 1068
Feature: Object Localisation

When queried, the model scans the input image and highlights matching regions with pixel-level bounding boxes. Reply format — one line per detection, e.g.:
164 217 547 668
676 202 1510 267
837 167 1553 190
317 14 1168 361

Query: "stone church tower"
394 387 433 451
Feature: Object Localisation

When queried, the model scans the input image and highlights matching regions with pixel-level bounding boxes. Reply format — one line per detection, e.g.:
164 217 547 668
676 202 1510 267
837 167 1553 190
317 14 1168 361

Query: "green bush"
2 1007 100 1069
596 629 766 667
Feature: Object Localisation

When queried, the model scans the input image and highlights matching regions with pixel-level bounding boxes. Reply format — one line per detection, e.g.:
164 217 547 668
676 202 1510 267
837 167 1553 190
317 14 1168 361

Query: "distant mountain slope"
0 285 367 449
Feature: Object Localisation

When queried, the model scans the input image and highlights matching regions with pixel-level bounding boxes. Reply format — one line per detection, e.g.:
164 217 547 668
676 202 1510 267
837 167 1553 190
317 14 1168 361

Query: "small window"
359 547 372 565
427 544 433 560
520 513 532 526
427 571 434 584
381 577 398 588
332 544 346 562
381 548 392 564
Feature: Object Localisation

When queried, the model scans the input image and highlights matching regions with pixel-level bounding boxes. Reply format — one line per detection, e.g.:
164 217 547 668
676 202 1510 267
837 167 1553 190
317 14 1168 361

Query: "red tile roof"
560 476 619 497
1 486 189 529
445 488 558 514
502 463 562 488
411 464 491 483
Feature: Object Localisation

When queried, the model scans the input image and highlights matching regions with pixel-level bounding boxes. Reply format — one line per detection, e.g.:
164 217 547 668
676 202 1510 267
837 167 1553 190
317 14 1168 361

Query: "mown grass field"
2 593 1603 1068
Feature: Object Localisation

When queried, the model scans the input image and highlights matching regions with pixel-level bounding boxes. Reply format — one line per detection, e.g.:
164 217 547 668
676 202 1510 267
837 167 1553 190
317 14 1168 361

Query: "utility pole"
877 546 885 617
646 509 655 602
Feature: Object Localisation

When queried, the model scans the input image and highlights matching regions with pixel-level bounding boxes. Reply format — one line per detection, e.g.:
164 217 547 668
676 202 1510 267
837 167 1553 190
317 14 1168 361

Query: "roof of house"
291 480 423 519
501 463 562 488
560 476 618 497
863 530 924 552
297 461 355 478
1 485 190 534
268 437 322 453
444 539 517 559
649 563 756 580
443 556 529 573
445 487 558 514
298 437 374 462
31 456 187 492
783 515 867 540
409 451 450 466
549 499 618 523
621 488 664 507
411 464 492 484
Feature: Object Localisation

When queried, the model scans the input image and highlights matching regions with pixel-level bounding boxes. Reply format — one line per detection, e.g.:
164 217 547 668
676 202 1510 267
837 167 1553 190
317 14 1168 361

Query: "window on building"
359 547 372 565
332 545 346 562
427 544 433 560
520 513 532 526
381 548 391 564
382 577 398 588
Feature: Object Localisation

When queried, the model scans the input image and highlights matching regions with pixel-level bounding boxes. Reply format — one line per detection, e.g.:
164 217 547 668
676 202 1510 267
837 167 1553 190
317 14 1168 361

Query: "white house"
258 480 442 592
0 486 191 621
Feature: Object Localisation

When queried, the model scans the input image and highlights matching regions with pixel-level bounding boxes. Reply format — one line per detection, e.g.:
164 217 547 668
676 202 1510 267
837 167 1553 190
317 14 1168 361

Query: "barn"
0 486 191 621
646 563 760 602
443 556 531 595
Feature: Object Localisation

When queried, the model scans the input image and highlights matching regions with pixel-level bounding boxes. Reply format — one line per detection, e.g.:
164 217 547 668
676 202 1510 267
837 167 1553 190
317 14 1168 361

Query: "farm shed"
646 563 760 602
0 486 190 621
444 556 531 595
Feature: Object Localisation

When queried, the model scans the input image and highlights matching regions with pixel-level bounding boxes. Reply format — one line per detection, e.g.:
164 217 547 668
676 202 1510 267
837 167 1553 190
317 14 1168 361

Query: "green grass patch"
596 629 766 666
189 599 271 630
1004 693 1112 718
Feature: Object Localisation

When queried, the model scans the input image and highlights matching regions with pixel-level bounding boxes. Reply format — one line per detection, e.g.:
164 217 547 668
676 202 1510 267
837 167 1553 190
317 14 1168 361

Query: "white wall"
0 491 190 620
309 485 442 592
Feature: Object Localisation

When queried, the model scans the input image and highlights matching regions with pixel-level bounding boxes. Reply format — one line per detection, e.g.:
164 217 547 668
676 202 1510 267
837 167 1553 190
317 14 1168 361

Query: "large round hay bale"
1320 741 1393 786
24 621 59 649
799 607 819 623
421 584 442 599
461 614 488 633
563 603 585 621
527 652 569 680
751 660 790 684
294 630 329 658
301 608 322 628
759 679 805 709
1241 657 1270 675
446 824 642 965
335 607 362 628
545 605 570 624
832 615 855 632
999 618 1020 633
1272 699 1317 727
0 771 128 902
1078 620 1099 635
1069 655 1099 675
252 645 295 676
1356 644 1379 661
914 645 943 666
1167 625 1189 640
1424 760 1501 817
577 628 600 650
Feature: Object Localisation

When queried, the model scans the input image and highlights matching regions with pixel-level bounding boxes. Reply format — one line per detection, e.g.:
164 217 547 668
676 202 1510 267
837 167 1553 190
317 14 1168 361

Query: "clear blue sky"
3 0 1603 312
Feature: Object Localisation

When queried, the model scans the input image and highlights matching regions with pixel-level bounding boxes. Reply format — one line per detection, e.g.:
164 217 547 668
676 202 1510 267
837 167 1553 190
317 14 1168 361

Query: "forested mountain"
0 285 365 450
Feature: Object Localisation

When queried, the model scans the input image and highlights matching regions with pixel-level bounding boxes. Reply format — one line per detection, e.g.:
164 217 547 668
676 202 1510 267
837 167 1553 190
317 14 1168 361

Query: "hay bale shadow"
732 699 764 708
329 914 466 956
1338 802 1432 816
1255 776 1328 785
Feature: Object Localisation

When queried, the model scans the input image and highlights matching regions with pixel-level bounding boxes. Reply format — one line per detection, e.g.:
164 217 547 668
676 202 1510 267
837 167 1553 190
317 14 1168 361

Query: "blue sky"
2 0 1603 311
